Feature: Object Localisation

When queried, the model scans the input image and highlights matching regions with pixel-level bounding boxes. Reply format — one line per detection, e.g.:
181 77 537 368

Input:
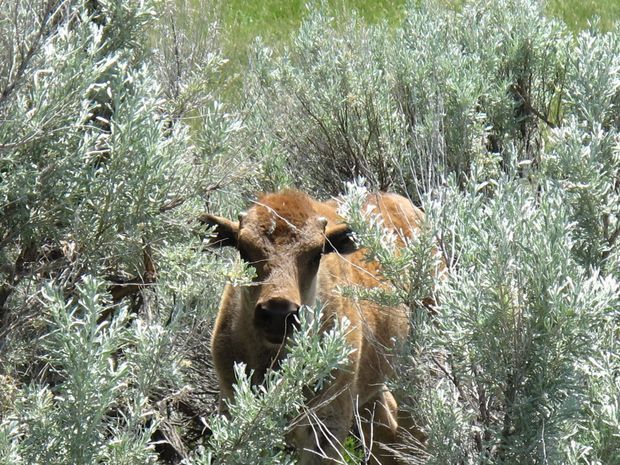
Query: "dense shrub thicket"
1 0 618 464
0 0 247 463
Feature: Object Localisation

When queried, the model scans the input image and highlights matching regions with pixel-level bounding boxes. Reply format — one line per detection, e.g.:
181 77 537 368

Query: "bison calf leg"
358 390 402 465
292 391 354 465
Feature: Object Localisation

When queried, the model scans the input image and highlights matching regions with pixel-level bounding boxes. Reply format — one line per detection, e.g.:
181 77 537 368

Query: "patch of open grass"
220 0 406 48
547 0 620 31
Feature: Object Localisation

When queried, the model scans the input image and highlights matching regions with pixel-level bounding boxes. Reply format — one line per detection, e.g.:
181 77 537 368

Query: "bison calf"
203 189 425 464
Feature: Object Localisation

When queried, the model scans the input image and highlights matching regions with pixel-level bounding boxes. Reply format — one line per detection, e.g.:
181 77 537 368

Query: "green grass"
547 0 620 31
220 0 406 47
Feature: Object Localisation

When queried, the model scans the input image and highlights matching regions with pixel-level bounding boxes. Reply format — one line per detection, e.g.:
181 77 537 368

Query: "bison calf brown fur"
203 189 426 464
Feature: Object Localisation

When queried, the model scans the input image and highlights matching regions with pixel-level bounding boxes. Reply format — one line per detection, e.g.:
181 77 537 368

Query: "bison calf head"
201 190 356 345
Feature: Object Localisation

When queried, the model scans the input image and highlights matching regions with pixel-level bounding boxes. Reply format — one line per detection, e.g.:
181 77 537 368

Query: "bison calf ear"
199 213 239 248
324 224 358 255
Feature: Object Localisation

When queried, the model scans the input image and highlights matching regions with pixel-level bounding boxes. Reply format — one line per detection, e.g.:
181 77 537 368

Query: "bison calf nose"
258 298 300 315
254 298 301 344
